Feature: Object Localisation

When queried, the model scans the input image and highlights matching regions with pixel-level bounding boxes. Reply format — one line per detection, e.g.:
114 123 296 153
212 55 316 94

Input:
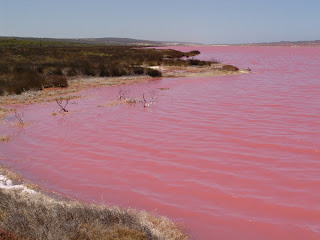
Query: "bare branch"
14 110 24 124
149 89 157 103
118 88 130 100
55 97 71 112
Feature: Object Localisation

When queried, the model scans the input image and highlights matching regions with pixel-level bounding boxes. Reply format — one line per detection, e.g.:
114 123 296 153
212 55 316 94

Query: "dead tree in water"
118 88 130 100
141 93 147 107
140 90 158 108
14 110 24 124
55 97 70 112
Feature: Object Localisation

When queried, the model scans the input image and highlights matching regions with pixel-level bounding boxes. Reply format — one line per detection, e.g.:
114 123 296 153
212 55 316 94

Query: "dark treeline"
0 42 212 95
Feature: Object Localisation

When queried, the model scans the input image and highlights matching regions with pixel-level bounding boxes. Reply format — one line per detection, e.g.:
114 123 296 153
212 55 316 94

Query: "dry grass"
0 187 188 240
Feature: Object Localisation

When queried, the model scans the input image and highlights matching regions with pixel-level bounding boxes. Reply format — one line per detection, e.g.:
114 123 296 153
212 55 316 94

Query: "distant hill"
243 40 320 47
0 36 201 46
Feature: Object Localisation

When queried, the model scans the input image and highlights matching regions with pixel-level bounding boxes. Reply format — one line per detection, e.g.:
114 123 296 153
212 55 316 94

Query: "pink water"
1 46 320 239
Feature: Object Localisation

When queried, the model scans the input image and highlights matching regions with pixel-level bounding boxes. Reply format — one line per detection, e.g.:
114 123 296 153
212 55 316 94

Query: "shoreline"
0 65 249 239
0 65 249 115
0 169 188 240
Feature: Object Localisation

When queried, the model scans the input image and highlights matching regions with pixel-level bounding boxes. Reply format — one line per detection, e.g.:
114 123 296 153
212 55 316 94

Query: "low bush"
147 69 162 77
13 64 34 74
222 64 239 71
50 67 63 76
5 72 45 95
0 79 5 96
186 50 200 57
44 76 68 88
80 62 96 76
132 67 145 75
66 67 77 76
0 63 10 74
189 59 201 66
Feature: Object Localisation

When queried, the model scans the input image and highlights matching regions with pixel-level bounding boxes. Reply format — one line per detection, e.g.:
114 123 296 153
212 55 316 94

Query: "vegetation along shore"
0 39 249 239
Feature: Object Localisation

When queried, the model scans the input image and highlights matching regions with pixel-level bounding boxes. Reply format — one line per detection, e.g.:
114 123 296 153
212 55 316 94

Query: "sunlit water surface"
1 46 320 240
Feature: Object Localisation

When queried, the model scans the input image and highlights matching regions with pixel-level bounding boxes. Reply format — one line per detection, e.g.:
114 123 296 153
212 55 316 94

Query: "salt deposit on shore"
0 174 35 194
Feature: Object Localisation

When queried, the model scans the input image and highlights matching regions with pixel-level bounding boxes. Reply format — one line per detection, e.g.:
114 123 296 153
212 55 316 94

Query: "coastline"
0 168 188 240
0 65 249 239
0 65 249 115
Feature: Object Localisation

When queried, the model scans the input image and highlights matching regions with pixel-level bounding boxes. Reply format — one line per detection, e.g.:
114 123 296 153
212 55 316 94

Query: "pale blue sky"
1 0 319 44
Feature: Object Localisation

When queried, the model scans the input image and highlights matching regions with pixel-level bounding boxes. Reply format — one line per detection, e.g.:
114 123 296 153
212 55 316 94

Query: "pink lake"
1 46 320 240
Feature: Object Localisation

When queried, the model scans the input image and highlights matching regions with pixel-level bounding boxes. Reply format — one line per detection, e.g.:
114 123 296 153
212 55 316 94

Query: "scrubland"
0 39 211 96
0 39 245 239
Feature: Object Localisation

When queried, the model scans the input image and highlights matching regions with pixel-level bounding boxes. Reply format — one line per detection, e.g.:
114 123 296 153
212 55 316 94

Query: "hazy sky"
1 0 319 44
